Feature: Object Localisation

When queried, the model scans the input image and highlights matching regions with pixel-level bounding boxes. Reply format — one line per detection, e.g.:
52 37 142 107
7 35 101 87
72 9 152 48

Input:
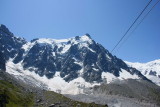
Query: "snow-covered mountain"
0 24 151 95
126 60 160 86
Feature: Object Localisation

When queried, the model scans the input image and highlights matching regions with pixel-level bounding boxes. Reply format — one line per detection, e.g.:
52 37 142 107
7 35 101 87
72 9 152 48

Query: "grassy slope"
0 80 106 107
0 80 34 107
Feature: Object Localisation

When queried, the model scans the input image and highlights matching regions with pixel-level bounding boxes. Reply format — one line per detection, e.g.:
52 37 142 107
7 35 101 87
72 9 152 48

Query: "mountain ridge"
0 24 154 95
126 59 160 86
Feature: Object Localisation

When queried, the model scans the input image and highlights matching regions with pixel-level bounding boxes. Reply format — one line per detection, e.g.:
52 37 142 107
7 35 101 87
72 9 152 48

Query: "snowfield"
6 58 143 95
125 59 160 86
6 59 100 95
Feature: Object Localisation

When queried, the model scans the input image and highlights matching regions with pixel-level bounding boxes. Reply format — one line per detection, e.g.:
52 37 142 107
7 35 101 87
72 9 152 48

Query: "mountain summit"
0 25 152 94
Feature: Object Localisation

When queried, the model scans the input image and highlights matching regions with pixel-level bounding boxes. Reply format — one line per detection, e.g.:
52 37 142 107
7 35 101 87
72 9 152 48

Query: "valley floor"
65 94 159 107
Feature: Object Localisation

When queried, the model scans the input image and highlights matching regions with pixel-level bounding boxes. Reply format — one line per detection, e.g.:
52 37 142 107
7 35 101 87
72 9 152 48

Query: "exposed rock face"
0 25 26 61
0 52 6 71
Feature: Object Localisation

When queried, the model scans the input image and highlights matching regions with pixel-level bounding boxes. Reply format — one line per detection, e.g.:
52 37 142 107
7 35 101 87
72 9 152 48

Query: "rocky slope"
66 79 160 107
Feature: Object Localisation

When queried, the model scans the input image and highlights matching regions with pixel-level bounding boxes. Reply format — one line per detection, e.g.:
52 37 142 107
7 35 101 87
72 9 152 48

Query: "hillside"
0 70 106 107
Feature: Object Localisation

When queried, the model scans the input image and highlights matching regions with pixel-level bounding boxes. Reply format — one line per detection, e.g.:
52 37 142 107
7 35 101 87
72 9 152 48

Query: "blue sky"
0 0 160 62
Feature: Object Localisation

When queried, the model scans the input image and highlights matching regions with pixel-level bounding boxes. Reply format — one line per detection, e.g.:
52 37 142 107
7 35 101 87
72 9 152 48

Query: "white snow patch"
52 52 55 56
119 69 139 80
88 48 96 53
79 68 84 75
74 61 82 65
106 54 111 60
6 59 47 88
36 38 53 44
53 39 69 43
101 69 140 84
47 76 100 95
61 44 71 53
93 68 99 71
22 42 34 51
80 35 92 43
147 75 160 86
101 72 117 83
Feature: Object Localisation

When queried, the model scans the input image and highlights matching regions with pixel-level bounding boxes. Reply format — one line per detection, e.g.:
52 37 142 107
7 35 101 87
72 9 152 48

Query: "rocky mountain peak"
84 33 91 38
0 24 152 85
0 24 14 36
79 34 93 43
